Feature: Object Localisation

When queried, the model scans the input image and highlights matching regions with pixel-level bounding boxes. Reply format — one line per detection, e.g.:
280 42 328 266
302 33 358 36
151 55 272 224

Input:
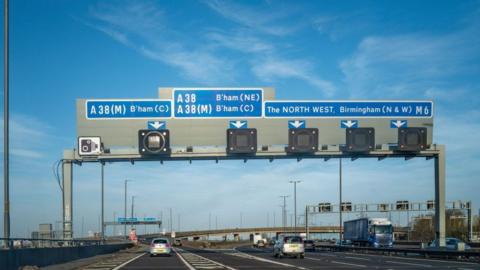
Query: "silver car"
273 236 305 259
149 238 172 256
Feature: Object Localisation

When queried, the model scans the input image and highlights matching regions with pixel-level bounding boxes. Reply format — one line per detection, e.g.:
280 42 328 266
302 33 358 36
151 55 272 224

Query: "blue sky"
1 0 479 237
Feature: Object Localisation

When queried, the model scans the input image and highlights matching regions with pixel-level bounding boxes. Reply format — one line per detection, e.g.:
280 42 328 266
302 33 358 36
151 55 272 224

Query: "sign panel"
340 120 358 128
391 120 408 128
288 120 306 129
86 100 171 119
173 88 263 118
148 121 166 130
264 101 433 118
229 120 248 129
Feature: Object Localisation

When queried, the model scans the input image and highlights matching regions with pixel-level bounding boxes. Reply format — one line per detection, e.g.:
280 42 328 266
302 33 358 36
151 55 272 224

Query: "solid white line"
307 256 367 268
112 253 146 270
344 256 371 261
386 260 432 267
233 249 310 270
331 260 367 268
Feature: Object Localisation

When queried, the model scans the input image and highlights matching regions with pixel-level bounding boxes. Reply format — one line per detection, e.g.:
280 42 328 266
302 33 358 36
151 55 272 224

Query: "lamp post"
290 180 302 233
279 196 289 232
124 179 132 238
131 196 136 220
339 159 343 243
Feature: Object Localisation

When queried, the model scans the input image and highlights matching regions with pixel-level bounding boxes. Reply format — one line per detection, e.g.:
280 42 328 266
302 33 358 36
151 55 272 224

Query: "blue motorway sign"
118 217 138 222
173 89 263 118
264 101 433 118
86 100 171 119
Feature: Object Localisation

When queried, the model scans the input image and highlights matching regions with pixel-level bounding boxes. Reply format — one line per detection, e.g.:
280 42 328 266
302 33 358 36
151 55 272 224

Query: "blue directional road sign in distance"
173 88 263 118
341 120 358 128
86 100 172 119
288 120 306 129
148 121 166 130
229 120 248 129
391 120 408 128
264 101 433 118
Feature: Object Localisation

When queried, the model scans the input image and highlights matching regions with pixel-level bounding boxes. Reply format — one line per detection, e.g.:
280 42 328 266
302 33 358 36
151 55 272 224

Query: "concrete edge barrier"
0 243 134 270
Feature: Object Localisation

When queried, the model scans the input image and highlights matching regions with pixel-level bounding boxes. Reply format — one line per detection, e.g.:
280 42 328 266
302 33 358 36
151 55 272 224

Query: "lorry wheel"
300 254 305 259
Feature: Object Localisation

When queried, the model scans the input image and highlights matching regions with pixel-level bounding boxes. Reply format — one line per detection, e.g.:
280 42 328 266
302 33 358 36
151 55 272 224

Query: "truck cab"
368 218 393 248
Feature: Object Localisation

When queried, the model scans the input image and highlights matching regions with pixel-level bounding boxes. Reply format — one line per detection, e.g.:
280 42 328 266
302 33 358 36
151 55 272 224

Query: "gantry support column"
62 150 75 240
434 145 446 247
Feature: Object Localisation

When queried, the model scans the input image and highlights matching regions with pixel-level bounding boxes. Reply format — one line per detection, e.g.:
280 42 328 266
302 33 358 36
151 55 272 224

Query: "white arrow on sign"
289 120 305 128
342 120 357 128
231 120 246 128
149 121 165 129
392 120 407 128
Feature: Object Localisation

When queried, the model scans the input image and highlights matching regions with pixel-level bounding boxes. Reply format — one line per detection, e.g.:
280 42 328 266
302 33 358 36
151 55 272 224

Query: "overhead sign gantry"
63 87 445 246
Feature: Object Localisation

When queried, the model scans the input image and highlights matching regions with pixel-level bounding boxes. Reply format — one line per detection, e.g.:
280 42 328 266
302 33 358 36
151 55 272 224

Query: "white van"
273 235 305 259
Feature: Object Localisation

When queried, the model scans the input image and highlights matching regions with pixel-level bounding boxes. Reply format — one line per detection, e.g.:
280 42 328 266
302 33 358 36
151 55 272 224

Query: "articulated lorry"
343 218 393 248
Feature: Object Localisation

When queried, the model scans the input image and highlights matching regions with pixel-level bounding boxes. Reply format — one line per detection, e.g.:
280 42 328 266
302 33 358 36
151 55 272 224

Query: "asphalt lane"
122 252 188 269
180 246 294 269
236 246 480 269
120 245 480 270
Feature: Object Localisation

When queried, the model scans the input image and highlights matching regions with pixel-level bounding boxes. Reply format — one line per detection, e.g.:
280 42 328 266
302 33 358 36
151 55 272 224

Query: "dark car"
304 240 315 251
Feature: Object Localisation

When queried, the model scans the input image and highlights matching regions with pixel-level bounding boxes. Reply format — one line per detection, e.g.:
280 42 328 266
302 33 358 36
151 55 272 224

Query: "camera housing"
78 137 102 156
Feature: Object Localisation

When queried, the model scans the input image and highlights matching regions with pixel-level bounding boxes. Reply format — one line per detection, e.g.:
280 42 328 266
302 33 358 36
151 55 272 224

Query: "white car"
273 236 305 259
149 238 172 256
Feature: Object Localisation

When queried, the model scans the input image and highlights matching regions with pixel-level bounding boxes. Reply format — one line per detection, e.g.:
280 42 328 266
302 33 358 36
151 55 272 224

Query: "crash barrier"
315 244 480 261
0 238 133 270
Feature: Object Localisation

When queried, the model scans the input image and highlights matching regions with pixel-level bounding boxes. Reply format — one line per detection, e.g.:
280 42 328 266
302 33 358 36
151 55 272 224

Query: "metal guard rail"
0 237 114 249
316 244 480 260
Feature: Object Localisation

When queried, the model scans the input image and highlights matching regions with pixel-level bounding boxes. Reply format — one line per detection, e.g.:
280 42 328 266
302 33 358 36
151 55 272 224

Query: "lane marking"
307 257 367 268
344 256 371 261
233 248 309 269
175 248 238 270
113 253 146 270
173 248 197 270
386 260 432 267
331 260 367 268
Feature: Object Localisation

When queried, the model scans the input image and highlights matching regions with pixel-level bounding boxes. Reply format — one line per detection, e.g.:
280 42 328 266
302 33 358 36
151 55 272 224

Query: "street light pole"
124 179 132 239
339 159 343 243
279 195 289 232
131 195 136 230
290 181 301 233
101 162 105 241
3 0 10 249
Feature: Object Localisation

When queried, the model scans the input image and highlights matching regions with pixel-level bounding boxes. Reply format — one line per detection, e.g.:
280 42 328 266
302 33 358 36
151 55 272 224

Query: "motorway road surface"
120 246 480 270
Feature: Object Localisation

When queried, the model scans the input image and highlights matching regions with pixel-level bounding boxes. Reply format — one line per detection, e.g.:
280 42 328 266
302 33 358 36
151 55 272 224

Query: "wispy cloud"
251 57 336 96
0 115 56 159
340 18 480 99
204 0 302 36
86 1 234 84
206 30 274 53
